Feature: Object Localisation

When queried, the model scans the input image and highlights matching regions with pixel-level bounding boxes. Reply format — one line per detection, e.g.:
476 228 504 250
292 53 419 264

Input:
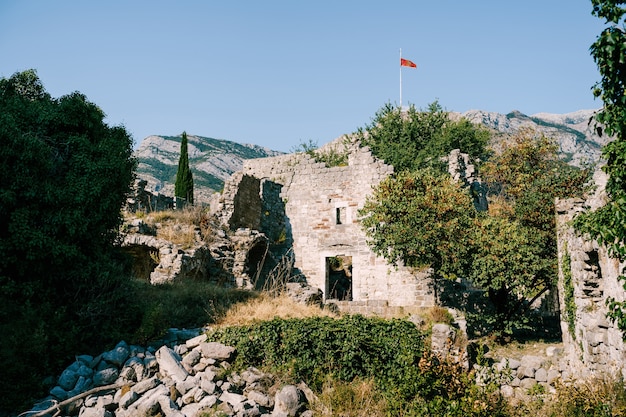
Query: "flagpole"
399 48 403 109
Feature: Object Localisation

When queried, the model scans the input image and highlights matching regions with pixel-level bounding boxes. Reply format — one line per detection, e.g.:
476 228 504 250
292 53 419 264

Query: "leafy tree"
355 101 490 173
359 115 587 337
478 130 588 335
0 70 138 410
359 169 476 280
469 215 552 334
574 1 626 333
175 131 194 205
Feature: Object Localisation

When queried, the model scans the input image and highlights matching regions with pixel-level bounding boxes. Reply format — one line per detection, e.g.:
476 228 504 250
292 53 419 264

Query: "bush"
209 315 507 415
0 70 137 411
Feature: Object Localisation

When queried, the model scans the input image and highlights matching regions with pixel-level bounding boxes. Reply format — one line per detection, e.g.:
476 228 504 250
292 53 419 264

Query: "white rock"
155 346 189 382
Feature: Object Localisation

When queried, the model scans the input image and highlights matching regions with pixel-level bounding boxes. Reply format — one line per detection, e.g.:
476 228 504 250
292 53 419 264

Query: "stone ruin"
555 168 626 380
123 137 490 316
213 137 437 315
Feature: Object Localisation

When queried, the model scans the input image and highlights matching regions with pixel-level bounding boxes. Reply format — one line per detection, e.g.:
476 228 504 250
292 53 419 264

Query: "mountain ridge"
135 134 284 203
135 108 608 204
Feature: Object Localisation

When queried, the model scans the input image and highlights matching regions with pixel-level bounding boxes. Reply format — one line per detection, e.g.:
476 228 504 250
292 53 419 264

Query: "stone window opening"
326 255 353 301
334 203 349 225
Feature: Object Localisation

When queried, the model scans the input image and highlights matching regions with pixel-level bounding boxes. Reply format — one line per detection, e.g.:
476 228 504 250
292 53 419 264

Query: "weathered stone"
520 355 543 371
50 386 68 400
247 389 274 408
155 346 189 382
119 390 139 409
182 347 201 368
200 378 217 395
176 375 198 395
185 334 207 349
221 391 247 409
181 386 199 405
143 351 158 374
241 367 267 385
520 378 538 390
78 407 113 417
123 356 146 382
157 394 185 417
500 385 515 398
272 385 306 417
130 385 168 416
507 358 521 370
534 367 548 382
93 368 119 386
174 345 187 357
180 403 205 417
193 361 208 373
102 341 130 367
546 346 563 357
431 323 456 356
516 366 535 379
200 341 236 361
58 368 80 391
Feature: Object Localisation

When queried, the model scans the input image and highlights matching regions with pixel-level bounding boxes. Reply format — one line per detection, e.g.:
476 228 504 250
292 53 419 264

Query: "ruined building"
215 139 437 315
556 168 626 379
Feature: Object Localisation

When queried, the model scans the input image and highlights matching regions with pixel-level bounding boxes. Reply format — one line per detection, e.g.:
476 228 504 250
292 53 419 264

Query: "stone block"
517 366 535 379
534 368 548 382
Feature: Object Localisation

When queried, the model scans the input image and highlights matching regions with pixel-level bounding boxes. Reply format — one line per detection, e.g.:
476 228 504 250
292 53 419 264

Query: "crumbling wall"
556 169 626 380
220 139 436 309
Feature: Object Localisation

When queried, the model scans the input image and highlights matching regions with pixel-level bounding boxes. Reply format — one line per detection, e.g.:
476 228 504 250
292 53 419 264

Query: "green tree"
359 169 476 280
0 70 138 410
469 215 553 335
175 131 194 205
355 101 490 173
574 1 626 333
478 130 588 335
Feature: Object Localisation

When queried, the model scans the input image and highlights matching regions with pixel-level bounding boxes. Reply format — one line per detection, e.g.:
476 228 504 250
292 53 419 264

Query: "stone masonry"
215 138 436 310
556 168 626 380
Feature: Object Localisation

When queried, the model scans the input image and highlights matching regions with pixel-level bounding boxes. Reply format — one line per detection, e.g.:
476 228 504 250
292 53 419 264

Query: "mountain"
134 134 283 203
453 108 608 166
135 109 608 204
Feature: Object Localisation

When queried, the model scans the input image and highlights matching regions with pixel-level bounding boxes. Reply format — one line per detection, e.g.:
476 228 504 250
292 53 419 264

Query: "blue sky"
0 1 606 152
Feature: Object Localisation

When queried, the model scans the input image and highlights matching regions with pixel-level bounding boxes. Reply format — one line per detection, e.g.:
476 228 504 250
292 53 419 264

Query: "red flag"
400 58 417 68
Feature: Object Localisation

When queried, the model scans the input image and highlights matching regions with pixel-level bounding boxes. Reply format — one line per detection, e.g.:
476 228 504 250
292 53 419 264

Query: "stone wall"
218 139 436 310
555 168 626 380
126 179 180 213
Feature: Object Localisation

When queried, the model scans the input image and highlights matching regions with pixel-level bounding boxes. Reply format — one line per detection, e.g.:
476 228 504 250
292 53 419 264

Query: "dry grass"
508 377 626 417
156 223 198 248
312 377 387 417
144 205 207 225
125 206 214 249
486 339 562 363
215 292 338 327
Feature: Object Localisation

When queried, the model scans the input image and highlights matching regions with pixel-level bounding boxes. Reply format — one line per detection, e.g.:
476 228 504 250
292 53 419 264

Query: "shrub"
208 315 507 415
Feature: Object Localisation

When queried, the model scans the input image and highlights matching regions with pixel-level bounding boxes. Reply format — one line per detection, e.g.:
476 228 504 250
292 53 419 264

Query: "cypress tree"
174 131 194 205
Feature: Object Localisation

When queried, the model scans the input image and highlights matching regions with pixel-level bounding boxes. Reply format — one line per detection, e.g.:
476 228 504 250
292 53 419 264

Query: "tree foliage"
476 131 588 334
355 101 490 173
0 70 138 410
574 0 626 333
175 131 194 204
358 102 588 337
360 169 476 280
482 130 589 256
469 215 552 332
